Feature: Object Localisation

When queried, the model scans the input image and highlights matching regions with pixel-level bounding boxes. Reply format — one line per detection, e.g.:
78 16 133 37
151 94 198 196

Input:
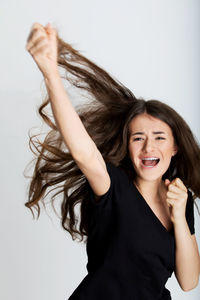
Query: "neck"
134 177 166 203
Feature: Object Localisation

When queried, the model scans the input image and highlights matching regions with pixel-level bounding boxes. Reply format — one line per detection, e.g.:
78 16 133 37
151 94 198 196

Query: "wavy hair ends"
24 34 200 243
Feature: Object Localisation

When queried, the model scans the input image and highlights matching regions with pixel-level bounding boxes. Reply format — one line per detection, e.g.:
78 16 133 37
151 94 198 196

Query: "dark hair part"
24 32 200 243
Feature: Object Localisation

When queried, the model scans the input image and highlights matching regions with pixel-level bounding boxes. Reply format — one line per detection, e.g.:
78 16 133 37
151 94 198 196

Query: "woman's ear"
172 145 178 156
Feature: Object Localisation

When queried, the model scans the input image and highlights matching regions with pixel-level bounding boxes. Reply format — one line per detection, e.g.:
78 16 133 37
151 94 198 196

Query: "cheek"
161 148 173 167
128 143 139 158
160 142 174 156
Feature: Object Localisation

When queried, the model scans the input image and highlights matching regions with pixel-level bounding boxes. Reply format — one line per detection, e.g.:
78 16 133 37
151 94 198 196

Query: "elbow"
181 279 199 291
182 285 198 292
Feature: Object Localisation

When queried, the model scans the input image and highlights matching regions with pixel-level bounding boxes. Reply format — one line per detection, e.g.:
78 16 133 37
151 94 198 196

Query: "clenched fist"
26 22 58 78
164 177 188 224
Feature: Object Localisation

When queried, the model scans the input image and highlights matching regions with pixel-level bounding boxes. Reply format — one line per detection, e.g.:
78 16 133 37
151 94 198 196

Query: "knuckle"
32 27 38 32
171 178 176 185
37 36 46 43
168 185 171 191
32 27 40 36
32 26 45 36
32 22 41 29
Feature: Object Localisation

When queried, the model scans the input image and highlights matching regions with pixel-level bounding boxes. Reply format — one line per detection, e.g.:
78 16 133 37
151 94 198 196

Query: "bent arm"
174 218 200 291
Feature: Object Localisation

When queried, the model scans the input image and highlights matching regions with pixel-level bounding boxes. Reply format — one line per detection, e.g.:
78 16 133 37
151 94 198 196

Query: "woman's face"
128 113 177 182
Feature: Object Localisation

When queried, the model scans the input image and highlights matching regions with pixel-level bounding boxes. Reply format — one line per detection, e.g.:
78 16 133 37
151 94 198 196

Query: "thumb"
165 179 171 187
46 23 52 30
45 23 56 36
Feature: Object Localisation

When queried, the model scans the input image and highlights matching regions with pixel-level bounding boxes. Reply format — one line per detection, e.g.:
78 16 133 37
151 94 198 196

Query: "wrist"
43 68 60 82
172 216 187 226
44 70 61 87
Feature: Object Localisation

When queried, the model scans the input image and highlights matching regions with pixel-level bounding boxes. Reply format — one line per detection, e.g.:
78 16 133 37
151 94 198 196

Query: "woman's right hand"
26 22 59 78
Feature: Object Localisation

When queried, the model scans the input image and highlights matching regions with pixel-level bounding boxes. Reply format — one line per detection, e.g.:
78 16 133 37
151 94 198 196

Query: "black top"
68 162 195 300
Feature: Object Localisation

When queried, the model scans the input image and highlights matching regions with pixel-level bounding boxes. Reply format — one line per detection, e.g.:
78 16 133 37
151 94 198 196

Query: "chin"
132 160 170 181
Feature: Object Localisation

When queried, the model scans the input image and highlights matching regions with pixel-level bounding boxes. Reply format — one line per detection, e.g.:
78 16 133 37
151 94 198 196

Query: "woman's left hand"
164 178 188 223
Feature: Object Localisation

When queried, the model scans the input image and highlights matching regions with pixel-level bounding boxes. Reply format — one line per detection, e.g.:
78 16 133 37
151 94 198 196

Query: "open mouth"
141 158 160 168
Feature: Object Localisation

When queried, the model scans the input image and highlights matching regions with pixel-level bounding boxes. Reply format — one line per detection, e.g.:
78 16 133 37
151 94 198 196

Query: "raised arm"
43 69 111 198
26 22 110 198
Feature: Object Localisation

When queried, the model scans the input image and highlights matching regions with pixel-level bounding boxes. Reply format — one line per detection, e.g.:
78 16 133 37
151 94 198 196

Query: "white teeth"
142 157 159 161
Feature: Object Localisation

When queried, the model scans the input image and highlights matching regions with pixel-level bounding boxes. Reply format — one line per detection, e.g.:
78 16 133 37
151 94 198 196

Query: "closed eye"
132 137 166 141
156 137 165 140
133 137 143 141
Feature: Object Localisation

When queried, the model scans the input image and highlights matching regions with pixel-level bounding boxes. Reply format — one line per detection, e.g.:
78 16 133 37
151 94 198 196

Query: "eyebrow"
130 131 166 136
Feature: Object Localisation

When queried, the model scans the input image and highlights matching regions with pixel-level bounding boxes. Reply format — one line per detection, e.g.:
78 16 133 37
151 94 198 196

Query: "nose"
142 138 155 152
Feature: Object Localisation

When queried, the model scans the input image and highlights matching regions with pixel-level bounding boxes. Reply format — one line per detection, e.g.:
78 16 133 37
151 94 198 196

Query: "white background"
0 0 199 299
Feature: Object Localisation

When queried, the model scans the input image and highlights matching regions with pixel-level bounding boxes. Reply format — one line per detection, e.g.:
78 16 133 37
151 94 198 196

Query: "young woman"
25 22 200 299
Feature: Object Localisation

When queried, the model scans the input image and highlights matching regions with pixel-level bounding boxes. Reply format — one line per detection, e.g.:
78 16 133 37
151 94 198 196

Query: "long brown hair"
24 32 200 243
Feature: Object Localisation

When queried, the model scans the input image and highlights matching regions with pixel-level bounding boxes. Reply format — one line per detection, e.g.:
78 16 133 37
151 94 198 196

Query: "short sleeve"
185 190 195 235
86 162 116 211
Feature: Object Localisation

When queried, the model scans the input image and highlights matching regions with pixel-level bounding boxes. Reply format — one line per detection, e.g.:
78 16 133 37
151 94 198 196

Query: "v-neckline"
132 182 174 234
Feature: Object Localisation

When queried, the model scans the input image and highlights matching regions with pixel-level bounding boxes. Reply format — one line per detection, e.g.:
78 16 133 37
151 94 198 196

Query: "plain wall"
0 0 199 299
